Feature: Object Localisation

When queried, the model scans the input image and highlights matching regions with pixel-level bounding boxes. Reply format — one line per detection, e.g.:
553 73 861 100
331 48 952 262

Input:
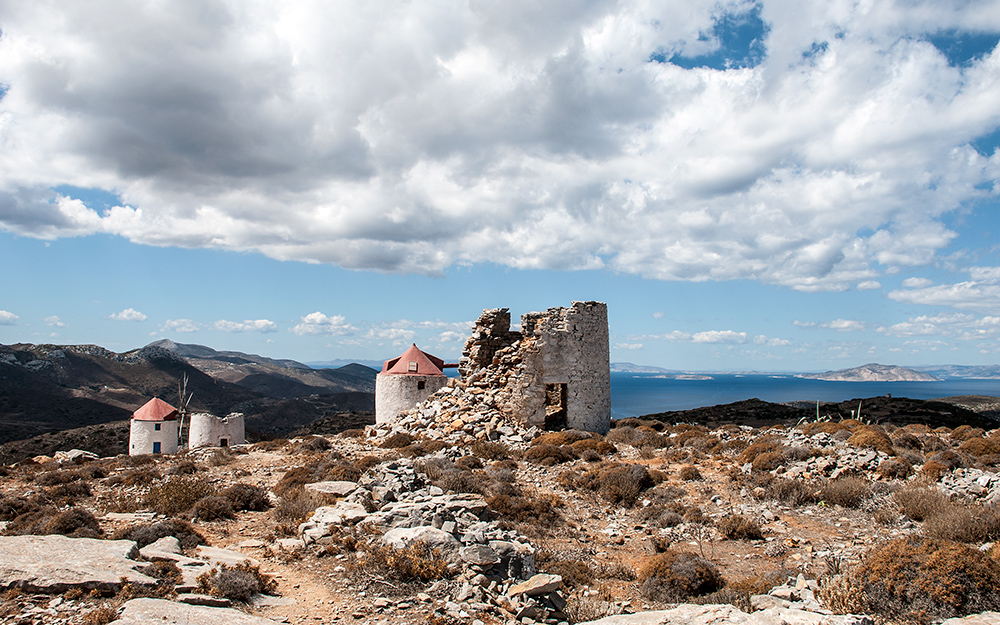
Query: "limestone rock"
304 480 358 497
507 573 563 597
108 598 282 624
0 535 155 593
576 604 751 624
381 526 460 555
195 545 259 568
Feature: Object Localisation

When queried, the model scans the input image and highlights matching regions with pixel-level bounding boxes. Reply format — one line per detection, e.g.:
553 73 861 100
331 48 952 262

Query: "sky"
1 0 999 372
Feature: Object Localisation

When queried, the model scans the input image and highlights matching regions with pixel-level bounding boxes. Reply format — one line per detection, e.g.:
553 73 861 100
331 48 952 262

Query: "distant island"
797 363 939 382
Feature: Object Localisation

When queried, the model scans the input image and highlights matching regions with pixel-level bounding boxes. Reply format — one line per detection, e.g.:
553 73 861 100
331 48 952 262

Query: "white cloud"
753 335 791 346
652 312 665 320
290 312 357 336
0 2 997 290
856 281 881 290
160 319 199 333
878 313 1000 340
0 310 19 325
615 343 644 350
826 319 867 332
213 319 278 333
692 330 748 344
901 277 934 288
108 308 148 322
44 315 66 327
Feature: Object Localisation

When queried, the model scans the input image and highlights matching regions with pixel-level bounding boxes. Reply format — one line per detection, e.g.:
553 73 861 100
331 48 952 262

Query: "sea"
610 372 1000 419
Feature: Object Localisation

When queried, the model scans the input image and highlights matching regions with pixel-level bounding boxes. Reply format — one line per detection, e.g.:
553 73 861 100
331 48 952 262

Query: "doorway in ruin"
544 383 568 430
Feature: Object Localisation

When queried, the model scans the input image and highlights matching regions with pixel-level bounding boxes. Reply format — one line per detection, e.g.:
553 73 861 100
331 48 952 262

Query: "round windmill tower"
375 344 451 424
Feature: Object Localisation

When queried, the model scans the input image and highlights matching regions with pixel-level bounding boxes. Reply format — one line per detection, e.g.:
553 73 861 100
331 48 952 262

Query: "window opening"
408 361 418 372
154 423 161 431
220 438 228 448
417 380 426 390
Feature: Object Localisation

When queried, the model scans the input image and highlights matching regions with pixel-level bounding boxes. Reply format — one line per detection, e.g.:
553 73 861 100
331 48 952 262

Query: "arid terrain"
4 396 1000 625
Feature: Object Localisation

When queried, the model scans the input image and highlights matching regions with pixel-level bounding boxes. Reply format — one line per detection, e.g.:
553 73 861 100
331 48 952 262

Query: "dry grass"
820 477 871 509
637 550 725 603
716 514 763 540
846 426 894 455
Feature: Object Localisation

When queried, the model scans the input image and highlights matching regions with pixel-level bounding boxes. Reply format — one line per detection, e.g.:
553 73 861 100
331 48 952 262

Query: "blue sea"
610 372 1000 419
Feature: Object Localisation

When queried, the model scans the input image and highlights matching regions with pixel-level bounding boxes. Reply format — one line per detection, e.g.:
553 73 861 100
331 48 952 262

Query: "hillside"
797 363 939 382
0 342 374 446
149 340 377 398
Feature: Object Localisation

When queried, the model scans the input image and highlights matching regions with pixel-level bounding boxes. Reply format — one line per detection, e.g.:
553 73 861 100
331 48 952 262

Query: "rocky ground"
4 397 1000 625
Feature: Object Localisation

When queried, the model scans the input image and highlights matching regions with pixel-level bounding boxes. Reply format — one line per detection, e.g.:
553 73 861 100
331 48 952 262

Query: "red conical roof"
133 397 179 421
381 344 445 376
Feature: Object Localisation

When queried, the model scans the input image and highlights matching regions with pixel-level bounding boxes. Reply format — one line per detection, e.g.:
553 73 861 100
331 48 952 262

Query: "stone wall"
459 301 610 434
129 420 179 455
188 413 246 449
375 374 450 425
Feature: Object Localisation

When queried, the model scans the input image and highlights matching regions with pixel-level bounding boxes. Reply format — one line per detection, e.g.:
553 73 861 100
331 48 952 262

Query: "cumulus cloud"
889 266 1000 313
44 315 66 327
108 308 148 322
0 2 997 290
0 310 18 325
290 312 357 336
160 319 199 333
826 319 867 332
857 281 882 290
615 343 644 350
878 313 1000 340
213 319 278 333
692 330 748 344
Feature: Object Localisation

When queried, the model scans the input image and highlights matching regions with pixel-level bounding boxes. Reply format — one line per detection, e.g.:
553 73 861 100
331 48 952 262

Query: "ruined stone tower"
459 301 611 434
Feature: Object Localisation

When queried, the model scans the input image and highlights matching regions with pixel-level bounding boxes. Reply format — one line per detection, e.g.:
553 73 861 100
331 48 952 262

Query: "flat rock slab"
109 598 283 625
305 480 358 496
195 545 259 568
577 606 873 625
0 535 155 593
507 573 562 597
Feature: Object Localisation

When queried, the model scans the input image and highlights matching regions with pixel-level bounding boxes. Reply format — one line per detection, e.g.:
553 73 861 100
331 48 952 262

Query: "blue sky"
1 0 999 372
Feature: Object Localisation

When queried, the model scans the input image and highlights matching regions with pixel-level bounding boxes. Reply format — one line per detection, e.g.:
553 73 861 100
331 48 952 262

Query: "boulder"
195 545 259 568
508 573 563 597
0 535 155 593
381 526 460 555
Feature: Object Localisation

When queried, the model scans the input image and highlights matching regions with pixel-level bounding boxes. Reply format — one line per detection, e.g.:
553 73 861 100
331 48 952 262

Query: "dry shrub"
892 431 923 451
577 463 654 506
821 536 1000 624
434 469 489 495
922 435 950 452
920 459 951 480
6 507 102 538
381 432 415 448
455 455 483 470
48 481 92 501
960 438 1000 457
536 551 594 588
289 436 332 453
765 477 818 506
144 477 214 515
951 425 985 441
928 450 963 470
486 492 561 527
846 426 894 455
638 550 725 603
799 421 852 436
533 430 595 446
351 541 452 584
400 440 449 457
716 439 749 456
117 518 206 549
877 458 914 480
737 437 781 464
470 440 509 460
198 562 277 602
783 446 813 462
717 514 763 540
523 444 575 466
820 477 871 508
81 605 119 625
340 428 366 438
895 486 950 522
751 451 784 472
35 470 83 486
679 465 702 481
274 487 321 522
570 438 617 456
922 504 1000 543
192 495 234 521
605 426 641 445
222 483 271 511
273 466 312 497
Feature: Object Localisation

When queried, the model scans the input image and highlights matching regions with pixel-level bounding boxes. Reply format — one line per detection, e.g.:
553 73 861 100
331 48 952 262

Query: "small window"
154 423 161 431
408 361 418 372
417 380 426 390
220 438 228 448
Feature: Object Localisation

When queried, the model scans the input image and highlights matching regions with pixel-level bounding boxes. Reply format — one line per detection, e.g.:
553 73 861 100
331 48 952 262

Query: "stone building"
375 344 451 424
459 301 611 433
188 412 245 449
129 397 180 455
